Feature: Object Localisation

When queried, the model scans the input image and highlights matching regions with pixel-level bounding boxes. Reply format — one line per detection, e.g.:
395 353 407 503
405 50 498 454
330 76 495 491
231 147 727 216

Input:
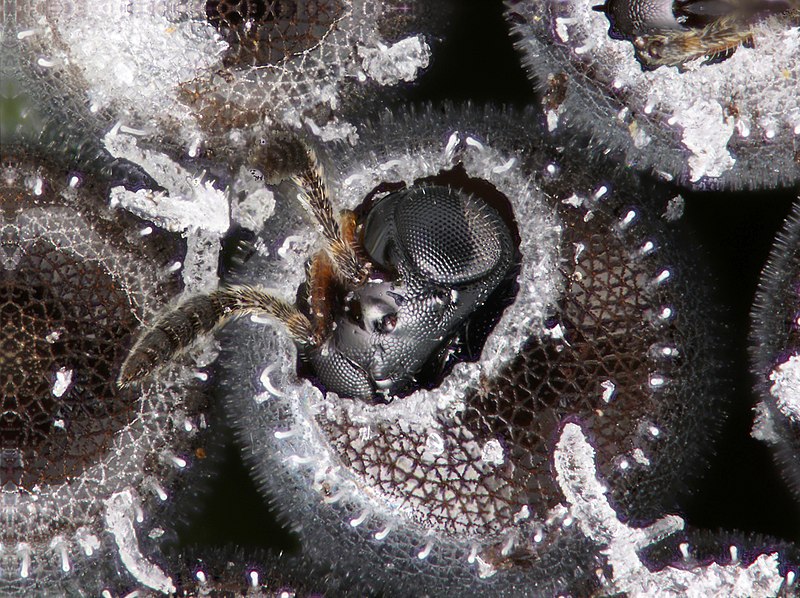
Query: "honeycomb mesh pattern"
0 152 215 587
206 0 346 66
319 202 693 542
394 186 508 285
0 247 138 489
0 155 184 503
17 0 432 155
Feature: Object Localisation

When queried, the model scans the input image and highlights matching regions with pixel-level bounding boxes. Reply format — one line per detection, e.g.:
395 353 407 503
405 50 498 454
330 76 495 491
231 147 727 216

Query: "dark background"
179 0 800 556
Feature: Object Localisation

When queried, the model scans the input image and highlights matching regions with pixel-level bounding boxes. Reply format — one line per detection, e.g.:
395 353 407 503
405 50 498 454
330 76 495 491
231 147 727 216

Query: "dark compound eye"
217 105 738 595
365 185 513 286
596 0 684 38
595 0 748 38
505 0 800 188
0 149 214 592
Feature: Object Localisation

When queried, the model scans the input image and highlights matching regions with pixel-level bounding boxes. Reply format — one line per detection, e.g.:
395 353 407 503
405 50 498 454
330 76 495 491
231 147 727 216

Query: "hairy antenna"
118 286 316 387
291 146 371 285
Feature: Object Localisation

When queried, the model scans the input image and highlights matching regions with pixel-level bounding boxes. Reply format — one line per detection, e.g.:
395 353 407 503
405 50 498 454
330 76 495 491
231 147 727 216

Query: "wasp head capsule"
310 184 515 401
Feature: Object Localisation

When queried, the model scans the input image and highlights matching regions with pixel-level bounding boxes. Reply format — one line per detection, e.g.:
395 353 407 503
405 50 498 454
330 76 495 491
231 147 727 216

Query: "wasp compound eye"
597 0 753 39
216 105 736 595
505 0 800 188
308 184 516 401
363 185 513 285
598 0 685 37
0 149 216 594
18 0 439 159
751 199 800 503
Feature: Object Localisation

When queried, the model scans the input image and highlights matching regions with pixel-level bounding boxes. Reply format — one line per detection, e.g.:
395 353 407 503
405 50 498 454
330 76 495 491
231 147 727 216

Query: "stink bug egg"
213 105 732 595
505 0 800 188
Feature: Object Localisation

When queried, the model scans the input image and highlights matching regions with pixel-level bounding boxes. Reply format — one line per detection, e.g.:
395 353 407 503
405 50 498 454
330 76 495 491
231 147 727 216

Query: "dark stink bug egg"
751 199 800 503
505 0 800 189
18 0 441 157
211 105 742 595
0 146 217 595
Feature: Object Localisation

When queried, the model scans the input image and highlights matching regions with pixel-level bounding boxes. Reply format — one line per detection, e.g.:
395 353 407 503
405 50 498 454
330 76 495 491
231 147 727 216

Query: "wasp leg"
251 133 370 285
703 42 741 65
292 147 371 286
117 286 317 387
306 251 337 341
636 17 754 68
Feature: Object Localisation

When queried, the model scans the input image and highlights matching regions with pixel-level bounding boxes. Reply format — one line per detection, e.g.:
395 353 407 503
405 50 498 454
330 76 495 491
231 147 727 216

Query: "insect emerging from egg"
594 0 799 68
118 137 516 402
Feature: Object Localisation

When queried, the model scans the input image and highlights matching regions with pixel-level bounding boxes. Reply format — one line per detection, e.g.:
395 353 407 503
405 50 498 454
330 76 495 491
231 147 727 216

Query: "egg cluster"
1 1 799 596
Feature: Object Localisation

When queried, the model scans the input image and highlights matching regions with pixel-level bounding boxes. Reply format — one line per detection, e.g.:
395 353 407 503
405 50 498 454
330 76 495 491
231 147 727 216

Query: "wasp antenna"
291 146 371 286
117 286 317 387
251 131 312 184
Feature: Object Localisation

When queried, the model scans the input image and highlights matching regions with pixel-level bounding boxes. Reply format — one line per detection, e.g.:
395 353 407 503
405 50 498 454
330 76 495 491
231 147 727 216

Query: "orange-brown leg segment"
292 148 371 286
636 17 756 68
306 252 337 341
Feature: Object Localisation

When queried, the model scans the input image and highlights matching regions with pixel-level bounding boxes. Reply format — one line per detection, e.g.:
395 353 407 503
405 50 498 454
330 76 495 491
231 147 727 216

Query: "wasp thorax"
206 0 347 66
308 184 517 402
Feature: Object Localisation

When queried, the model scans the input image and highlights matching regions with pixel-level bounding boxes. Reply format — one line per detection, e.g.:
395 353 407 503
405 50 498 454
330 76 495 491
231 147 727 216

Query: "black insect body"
595 0 798 68
311 185 515 400
119 145 516 402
